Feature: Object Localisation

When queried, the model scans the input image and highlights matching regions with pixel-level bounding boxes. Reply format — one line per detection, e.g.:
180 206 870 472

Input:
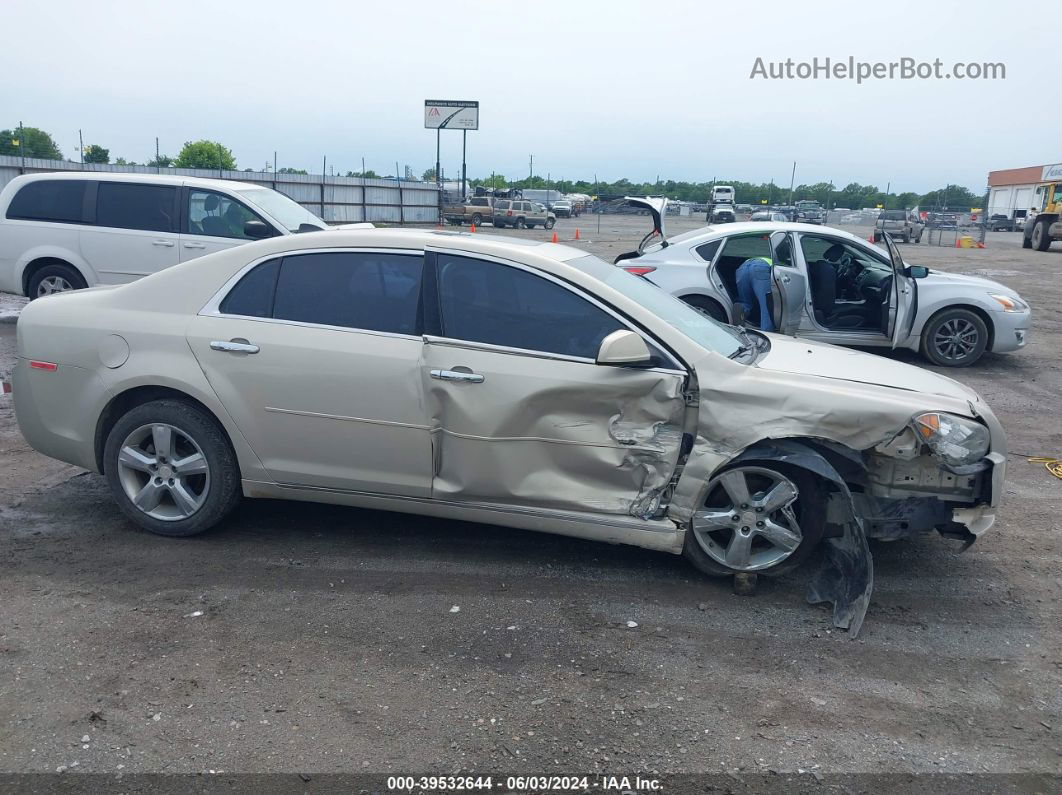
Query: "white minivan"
0 172 345 298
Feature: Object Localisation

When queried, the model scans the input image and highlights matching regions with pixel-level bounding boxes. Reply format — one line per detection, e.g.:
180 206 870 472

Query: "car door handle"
152 239 175 247
780 274 791 284
184 242 206 249
430 368 484 383
210 339 260 354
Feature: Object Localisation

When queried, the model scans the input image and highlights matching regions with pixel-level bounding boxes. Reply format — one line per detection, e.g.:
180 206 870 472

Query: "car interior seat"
807 253 868 330
199 195 229 237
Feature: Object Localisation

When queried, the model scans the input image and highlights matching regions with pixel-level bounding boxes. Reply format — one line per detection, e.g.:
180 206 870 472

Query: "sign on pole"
424 100 479 130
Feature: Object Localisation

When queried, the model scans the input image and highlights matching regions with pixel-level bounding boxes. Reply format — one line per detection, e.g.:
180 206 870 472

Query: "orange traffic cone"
551 231 558 243
574 228 581 240
470 224 476 233
954 237 961 248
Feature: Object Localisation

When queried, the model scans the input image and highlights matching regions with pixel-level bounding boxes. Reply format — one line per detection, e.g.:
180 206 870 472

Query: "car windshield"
233 187 327 232
568 255 743 358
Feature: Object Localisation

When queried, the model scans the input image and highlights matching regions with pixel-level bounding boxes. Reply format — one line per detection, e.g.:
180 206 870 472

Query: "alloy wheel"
36 275 73 296
116 423 210 521
691 467 803 571
932 317 980 362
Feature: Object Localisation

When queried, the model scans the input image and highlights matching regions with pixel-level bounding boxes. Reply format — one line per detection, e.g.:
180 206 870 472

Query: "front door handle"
152 239 176 247
780 274 791 284
184 242 206 249
430 368 484 383
210 339 260 354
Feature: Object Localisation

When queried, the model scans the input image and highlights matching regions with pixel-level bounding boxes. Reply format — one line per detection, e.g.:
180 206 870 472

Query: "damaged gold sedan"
11 229 1005 634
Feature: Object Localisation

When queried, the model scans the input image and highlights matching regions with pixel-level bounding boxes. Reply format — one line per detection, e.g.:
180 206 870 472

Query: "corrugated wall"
0 155 440 224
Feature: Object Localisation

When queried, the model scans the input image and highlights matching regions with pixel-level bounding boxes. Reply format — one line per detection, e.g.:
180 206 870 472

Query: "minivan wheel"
28 263 86 299
103 399 241 537
921 308 989 367
684 464 825 578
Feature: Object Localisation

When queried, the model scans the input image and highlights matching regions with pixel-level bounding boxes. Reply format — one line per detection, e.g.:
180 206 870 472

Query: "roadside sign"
424 100 479 130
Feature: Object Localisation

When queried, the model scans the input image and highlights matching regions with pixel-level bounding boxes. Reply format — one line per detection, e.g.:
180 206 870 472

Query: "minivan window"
436 254 624 359
272 252 423 334
232 187 326 233
188 190 264 240
6 180 86 223
96 182 177 232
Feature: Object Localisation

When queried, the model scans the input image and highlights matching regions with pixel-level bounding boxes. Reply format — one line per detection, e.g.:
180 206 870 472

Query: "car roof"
9 171 262 192
666 221 870 247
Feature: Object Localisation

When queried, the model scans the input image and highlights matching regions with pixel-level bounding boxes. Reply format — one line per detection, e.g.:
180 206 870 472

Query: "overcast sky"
1 0 1055 192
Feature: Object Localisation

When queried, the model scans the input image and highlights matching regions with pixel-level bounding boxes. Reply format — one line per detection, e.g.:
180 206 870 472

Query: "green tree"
278 167 308 174
174 140 236 170
114 157 137 166
0 126 63 159
146 154 173 168
421 167 437 182
83 144 109 163
346 169 379 178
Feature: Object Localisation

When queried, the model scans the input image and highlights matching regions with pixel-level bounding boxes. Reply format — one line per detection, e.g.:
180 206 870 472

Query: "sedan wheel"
921 309 988 367
684 465 824 576
104 399 241 536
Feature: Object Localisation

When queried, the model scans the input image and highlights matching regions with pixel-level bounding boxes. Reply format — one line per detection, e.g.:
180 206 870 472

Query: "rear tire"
681 295 729 323
27 262 86 299
516 218 527 229
1032 219 1051 251
471 213 482 225
103 399 241 537
544 218 556 230
683 463 826 578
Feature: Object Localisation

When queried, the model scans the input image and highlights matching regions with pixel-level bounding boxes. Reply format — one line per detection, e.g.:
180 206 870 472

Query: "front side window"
436 254 624 359
6 180 86 223
188 190 263 239
799 235 889 274
272 252 422 334
96 182 177 232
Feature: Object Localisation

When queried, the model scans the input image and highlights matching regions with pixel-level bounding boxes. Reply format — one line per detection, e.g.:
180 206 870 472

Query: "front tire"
1032 219 1051 251
684 464 825 578
103 399 241 537
28 262 86 299
921 308 989 367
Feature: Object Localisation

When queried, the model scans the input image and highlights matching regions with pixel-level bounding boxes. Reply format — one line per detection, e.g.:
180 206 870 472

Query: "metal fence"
0 155 440 224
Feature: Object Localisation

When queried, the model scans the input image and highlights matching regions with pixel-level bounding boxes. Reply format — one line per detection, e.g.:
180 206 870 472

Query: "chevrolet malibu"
11 229 1006 632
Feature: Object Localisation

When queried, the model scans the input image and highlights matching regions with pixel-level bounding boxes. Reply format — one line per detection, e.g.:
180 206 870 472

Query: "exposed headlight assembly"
988 293 1028 312
912 412 990 468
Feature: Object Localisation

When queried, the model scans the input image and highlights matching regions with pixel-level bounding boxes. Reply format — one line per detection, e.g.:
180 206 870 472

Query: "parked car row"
443 195 557 230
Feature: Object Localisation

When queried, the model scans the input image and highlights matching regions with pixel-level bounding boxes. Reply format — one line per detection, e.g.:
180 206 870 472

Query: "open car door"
881 232 917 349
769 231 807 335
614 196 669 264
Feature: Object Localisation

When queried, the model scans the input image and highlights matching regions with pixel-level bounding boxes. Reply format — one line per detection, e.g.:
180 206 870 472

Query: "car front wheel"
684 464 825 578
921 308 989 367
103 399 241 537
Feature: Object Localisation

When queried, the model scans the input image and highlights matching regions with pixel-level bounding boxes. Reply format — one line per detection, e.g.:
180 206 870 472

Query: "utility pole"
273 151 277 175
885 181 891 209
461 129 467 198
529 154 533 183
78 129 84 164
155 137 160 173
788 161 796 206
18 121 25 172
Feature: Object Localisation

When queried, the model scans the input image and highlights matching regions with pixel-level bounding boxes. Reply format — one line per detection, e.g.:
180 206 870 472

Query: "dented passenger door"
422 250 688 518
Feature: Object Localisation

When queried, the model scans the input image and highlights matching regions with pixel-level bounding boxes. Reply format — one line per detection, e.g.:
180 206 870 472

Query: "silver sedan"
620 198 1031 367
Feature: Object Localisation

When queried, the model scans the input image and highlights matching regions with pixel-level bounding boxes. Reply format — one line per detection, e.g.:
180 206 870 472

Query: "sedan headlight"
912 412 990 467
988 293 1028 312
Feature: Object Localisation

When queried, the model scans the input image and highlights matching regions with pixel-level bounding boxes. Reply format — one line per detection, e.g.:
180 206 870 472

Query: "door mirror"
905 265 929 279
596 330 653 367
243 220 271 239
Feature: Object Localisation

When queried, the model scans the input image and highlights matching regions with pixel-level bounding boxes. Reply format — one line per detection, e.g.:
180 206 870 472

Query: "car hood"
754 334 978 402
920 269 1018 297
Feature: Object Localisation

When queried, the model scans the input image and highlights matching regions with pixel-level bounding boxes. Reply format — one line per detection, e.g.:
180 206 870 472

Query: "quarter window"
6 180 86 223
187 190 265 239
96 182 177 232
219 257 281 318
271 252 423 334
695 239 721 262
435 254 624 359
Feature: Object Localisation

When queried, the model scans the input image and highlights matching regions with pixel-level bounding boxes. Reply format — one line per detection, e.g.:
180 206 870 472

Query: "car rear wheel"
681 295 728 323
471 213 482 225
921 308 989 367
516 218 527 229
28 262 86 299
103 399 241 537
684 464 825 577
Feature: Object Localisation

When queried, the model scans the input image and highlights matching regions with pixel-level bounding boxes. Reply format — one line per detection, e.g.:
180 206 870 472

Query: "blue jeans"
735 259 775 332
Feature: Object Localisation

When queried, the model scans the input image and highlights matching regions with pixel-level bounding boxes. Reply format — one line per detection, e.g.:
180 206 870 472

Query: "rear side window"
96 182 177 232
695 240 721 261
436 254 624 359
6 180 86 223
271 252 423 334
219 258 281 318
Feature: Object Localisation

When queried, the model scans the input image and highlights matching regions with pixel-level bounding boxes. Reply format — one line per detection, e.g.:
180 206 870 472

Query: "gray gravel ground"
0 216 1059 785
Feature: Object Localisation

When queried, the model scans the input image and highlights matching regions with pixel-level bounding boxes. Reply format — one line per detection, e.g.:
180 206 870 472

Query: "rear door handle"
184 242 206 249
152 240 175 247
210 339 260 354
430 369 484 383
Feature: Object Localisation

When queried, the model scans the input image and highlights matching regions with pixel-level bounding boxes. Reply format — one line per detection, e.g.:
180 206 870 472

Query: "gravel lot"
0 216 1059 784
